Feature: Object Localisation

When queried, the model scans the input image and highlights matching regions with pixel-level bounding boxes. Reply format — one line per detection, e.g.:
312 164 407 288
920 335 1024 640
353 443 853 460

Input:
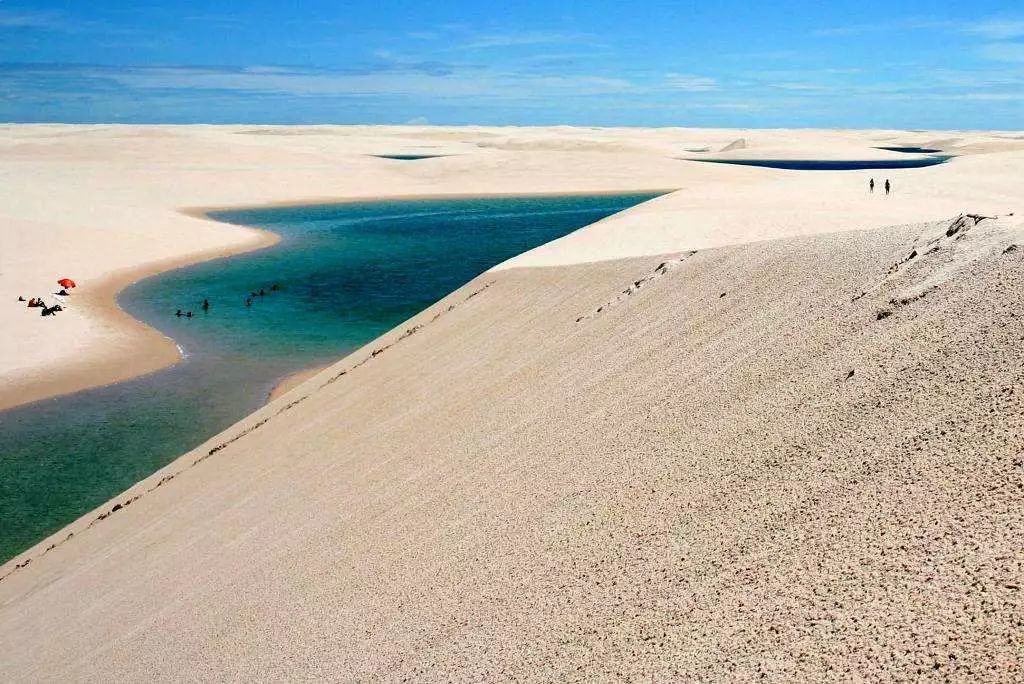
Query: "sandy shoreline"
183 187 683 217
2 189 672 412
0 219 280 411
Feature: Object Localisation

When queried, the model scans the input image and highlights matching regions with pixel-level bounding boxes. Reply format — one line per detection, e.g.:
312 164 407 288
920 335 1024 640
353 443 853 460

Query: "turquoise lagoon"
0 193 660 562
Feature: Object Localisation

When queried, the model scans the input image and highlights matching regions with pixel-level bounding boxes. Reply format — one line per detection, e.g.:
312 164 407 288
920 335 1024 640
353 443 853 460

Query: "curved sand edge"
0 190 671 413
0 219 279 412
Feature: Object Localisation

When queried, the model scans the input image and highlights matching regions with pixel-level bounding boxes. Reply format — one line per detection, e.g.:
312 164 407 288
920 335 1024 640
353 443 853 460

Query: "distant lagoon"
372 154 449 160
685 156 951 170
0 193 661 563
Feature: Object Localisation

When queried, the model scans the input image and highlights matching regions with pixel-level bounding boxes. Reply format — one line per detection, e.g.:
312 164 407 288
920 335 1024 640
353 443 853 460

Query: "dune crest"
719 137 747 152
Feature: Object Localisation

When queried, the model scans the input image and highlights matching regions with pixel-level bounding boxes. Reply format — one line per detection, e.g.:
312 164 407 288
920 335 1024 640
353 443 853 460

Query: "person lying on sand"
18 296 25 302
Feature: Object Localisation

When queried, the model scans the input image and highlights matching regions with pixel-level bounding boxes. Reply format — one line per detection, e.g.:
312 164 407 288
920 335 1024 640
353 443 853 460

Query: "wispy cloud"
664 73 717 92
0 9 64 29
0 7 126 36
957 91 1024 101
813 18 952 37
963 19 1024 40
979 42 1024 62
460 31 594 49
0 62 634 102
814 15 1024 41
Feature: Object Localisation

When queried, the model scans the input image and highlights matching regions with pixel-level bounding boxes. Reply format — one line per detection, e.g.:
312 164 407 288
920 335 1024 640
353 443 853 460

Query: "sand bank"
2 125 1021 410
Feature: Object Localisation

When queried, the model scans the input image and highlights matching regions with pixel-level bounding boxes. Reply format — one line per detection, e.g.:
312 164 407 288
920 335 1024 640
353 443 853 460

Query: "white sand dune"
1 126 1022 679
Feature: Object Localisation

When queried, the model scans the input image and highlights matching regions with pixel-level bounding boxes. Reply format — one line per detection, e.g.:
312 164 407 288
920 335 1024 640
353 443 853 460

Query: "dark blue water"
0 193 660 563
372 154 447 160
875 146 942 154
687 157 951 170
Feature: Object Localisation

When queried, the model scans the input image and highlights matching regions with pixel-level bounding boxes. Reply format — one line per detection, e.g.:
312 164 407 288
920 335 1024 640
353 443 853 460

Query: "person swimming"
202 298 210 311
175 309 183 317
270 283 280 291
245 297 252 307
186 311 193 318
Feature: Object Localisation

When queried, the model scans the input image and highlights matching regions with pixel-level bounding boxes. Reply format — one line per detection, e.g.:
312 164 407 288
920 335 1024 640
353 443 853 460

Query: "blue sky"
1 0 1022 128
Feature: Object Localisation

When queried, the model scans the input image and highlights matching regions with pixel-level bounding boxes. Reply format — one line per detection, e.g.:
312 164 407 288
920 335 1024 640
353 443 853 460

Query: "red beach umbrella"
57 278 76 289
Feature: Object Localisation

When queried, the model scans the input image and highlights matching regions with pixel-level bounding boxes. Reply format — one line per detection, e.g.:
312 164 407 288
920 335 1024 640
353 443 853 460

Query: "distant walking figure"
869 178 875 193
885 179 891 195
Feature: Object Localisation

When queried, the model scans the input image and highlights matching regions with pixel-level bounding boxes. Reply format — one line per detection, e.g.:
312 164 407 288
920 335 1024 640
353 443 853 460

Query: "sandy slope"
1 125 1021 409
1 127 1023 679
1 211 1022 679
